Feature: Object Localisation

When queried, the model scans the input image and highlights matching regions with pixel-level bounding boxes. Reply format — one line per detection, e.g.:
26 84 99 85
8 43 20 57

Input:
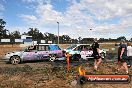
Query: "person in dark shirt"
117 39 128 74
91 38 102 71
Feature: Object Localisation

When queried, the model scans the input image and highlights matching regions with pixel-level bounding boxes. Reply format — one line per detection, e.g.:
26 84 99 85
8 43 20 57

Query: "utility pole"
57 22 59 44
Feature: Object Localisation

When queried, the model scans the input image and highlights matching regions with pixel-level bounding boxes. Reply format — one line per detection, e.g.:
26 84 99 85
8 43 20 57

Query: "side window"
41 46 45 50
38 46 44 51
45 46 49 51
74 46 78 51
28 45 37 50
89 46 92 50
55 45 61 50
82 45 91 50
85 45 91 50
81 45 88 51
74 45 91 51
82 45 87 51
38 46 42 51
38 45 49 51
74 46 82 51
80 45 83 50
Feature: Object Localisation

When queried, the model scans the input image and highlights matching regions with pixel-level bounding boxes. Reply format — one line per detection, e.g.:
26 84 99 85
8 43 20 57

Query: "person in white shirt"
127 42 132 67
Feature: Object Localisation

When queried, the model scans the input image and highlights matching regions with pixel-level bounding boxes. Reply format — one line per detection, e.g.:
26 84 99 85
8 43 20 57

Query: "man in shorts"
91 38 102 71
117 39 128 74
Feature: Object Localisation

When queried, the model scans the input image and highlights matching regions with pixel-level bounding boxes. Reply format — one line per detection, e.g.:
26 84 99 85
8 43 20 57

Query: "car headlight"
5 53 12 57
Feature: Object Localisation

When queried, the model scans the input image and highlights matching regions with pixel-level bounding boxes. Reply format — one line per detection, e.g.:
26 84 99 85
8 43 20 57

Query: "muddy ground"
0 60 131 88
0 44 131 88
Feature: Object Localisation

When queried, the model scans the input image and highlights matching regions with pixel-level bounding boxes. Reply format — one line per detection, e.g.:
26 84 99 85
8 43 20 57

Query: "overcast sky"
0 0 132 39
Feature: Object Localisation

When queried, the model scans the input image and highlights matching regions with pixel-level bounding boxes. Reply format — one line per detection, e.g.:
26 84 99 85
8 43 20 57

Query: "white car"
3 44 64 64
64 44 106 60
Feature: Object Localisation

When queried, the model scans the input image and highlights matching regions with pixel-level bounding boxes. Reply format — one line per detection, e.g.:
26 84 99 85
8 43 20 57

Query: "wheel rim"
101 53 105 58
11 57 20 64
50 57 56 61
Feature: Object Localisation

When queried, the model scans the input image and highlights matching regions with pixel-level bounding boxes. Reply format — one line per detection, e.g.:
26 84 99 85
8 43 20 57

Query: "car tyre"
77 76 87 85
10 56 21 65
49 54 56 62
100 52 105 59
72 54 81 61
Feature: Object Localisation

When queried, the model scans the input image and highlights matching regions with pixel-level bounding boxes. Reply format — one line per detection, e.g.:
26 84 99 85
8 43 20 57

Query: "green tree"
117 36 126 41
0 19 7 38
27 28 39 39
0 19 6 28
22 32 27 35
60 35 71 44
26 28 44 40
11 30 21 39
44 32 57 43
130 38 132 42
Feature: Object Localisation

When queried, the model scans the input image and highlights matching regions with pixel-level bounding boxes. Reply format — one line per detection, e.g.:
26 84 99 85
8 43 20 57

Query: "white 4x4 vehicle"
64 44 106 60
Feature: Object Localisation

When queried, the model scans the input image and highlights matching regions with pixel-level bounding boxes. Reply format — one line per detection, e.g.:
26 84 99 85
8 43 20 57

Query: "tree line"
0 19 131 44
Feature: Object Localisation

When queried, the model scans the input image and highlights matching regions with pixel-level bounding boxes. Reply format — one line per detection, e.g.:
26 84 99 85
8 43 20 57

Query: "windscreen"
67 44 77 49
49 45 61 50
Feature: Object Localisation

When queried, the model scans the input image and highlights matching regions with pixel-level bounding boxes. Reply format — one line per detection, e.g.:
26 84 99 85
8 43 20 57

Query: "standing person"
117 39 128 74
127 42 132 67
91 38 102 71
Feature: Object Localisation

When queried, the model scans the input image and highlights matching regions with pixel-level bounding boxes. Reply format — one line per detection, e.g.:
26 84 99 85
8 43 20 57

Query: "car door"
72 45 81 54
80 45 93 60
22 45 38 61
37 45 49 60
49 45 63 58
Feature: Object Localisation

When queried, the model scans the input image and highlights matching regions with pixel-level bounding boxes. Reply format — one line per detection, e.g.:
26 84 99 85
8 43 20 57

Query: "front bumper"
2 55 10 62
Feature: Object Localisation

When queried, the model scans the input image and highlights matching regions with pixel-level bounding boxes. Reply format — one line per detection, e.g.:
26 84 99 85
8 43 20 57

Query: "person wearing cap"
127 42 132 67
117 39 128 74
91 38 102 71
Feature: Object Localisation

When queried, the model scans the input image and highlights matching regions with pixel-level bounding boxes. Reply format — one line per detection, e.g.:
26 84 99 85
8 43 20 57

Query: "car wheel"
49 54 56 62
10 56 21 65
77 76 87 85
100 53 105 59
72 54 81 61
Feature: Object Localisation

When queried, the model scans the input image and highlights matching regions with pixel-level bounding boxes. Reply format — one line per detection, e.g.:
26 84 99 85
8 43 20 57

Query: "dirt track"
0 44 132 88
0 59 131 88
